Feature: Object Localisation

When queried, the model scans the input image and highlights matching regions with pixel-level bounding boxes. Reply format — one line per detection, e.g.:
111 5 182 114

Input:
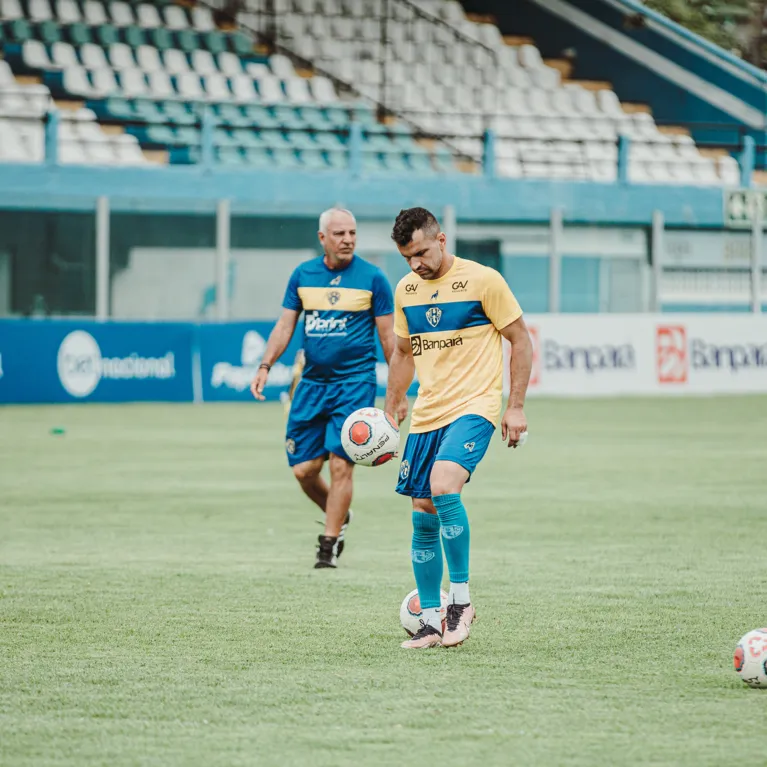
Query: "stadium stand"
0 0 745 183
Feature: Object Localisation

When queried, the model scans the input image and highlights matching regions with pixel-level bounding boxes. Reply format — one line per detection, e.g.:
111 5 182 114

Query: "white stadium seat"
164 4 188 29
83 0 107 25
136 2 161 27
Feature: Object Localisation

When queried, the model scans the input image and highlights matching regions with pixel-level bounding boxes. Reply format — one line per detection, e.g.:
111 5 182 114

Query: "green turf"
1 398 767 766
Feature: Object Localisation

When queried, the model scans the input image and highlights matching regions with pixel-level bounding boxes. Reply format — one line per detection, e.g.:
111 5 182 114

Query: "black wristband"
258 363 271 371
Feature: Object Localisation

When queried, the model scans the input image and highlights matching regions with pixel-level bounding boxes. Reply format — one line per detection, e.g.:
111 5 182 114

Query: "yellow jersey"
394 256 522 433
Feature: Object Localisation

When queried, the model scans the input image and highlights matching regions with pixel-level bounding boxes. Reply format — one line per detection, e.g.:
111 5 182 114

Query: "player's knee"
412 498 437 515
292 460 322 484
430 465 467 497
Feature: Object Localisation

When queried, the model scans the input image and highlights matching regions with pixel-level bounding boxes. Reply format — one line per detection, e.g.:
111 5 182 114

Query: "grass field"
1 397 767 766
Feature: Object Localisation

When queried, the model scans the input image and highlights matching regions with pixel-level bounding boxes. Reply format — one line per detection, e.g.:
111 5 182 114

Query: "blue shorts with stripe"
395 414 495 499
285 378 376 466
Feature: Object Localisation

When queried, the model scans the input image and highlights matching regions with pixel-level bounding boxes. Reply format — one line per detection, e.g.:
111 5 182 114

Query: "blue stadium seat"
242 147 273 168
300 148 328 170
272 148 301 169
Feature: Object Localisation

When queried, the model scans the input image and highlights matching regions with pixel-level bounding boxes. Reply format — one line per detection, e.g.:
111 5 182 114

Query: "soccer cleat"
314 535 338 569
401 621 443 649
336 509 353 558
442 603 476 647
315 510 353 559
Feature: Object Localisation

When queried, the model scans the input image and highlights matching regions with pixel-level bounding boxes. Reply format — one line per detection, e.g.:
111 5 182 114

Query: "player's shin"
432 494 471 604
411 511 444 631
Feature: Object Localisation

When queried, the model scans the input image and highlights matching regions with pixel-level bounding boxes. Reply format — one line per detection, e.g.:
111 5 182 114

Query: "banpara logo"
656 326 688 384
57 330 176 398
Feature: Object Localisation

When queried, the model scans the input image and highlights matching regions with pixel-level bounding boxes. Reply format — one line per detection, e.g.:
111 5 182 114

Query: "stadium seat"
55 0 80 24
82 0 106 25
0 0 24 20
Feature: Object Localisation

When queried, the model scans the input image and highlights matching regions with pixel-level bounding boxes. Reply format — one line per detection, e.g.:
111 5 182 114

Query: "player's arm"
498 316 533 447
250 307 300 401
384 334 415 424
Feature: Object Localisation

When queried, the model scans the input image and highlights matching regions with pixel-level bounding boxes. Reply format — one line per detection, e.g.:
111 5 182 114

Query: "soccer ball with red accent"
340 407 400 467
400 588 449 637
734 628 767 687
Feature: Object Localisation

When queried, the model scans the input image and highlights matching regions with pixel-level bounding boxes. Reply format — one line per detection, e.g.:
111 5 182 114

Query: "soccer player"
384 207 533 649
251 208 407 569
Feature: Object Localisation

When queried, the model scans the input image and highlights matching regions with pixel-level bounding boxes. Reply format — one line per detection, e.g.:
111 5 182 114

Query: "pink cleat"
401 622 443 649
442 603 475 647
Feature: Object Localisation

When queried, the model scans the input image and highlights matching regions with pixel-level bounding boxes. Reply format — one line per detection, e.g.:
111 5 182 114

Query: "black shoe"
314 535 338 569
315 510 353 559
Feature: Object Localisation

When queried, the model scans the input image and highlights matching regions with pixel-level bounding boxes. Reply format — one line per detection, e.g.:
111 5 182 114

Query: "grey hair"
319 207 356 234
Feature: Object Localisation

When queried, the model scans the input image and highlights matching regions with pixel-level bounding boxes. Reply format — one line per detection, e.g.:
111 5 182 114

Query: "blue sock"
433 494 470 584
411 512 443 609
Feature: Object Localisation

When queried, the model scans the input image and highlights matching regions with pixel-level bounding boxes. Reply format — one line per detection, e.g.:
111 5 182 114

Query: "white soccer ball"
340 407 400 467
734 628 767 688
400 588 449 637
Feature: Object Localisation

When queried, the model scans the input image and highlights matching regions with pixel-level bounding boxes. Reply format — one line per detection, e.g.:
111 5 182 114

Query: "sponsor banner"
505 314 767 396
198 322 302 403
199 323 418 402
0 320 194 404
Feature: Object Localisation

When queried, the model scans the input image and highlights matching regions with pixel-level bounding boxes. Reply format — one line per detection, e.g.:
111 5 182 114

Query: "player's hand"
501 406 527 448
250 367 269 401
396 397 409 425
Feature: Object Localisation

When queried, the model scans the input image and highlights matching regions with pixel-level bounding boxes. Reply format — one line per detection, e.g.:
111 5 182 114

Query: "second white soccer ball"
340 407 400 467
734 628 767 687
400 588 449 637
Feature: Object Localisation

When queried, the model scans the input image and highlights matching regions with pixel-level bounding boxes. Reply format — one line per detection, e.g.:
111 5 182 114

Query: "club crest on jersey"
399 459 410 480
430 290 439 301
327 290 341 305
441 525 464 539
411 549 435 564
329 275 342 286
426 307 442 328
464 442 475 452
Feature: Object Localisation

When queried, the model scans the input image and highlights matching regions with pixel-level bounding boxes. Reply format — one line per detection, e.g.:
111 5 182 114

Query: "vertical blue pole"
483 128 496 179
740 135 755 188
349 121 363 178
617 134 630 184
45 108 59 165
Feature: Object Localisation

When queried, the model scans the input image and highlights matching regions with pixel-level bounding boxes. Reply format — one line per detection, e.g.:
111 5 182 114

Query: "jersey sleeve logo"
426 307 442 328
327 290 341 305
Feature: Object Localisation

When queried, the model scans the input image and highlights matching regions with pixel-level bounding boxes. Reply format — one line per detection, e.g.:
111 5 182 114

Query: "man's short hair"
319 207 356 234
391 207 440 247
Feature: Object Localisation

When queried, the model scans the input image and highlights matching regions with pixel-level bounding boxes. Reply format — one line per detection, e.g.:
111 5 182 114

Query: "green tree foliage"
643 0 763 63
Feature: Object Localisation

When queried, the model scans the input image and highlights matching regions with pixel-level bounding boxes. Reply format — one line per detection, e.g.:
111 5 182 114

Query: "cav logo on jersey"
329 275 342 286
327 290 341 305
411 549 435 564
426 307 442 328
399 459 410 480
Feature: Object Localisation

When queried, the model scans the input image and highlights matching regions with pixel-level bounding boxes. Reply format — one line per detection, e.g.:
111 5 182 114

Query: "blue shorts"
285 378 377 466
395 414 495 499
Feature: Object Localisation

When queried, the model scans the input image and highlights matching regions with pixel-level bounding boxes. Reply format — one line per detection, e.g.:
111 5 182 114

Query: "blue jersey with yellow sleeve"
283 255 393 384
393 257 522 433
